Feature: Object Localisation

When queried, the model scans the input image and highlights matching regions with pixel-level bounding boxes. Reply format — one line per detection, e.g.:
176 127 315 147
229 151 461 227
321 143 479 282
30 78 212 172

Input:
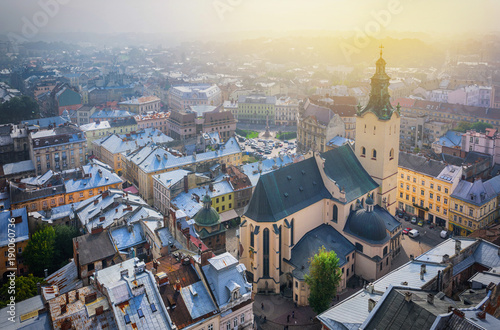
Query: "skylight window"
124 314 131 324
138 308 144 318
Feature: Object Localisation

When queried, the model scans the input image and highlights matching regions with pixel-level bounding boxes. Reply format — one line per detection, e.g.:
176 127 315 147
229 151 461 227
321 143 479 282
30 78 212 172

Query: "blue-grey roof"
436 130 463 147
0 295 50 330
202 252 252 309
20 116 70 128
94 128 173 154
0 208 28 247
288 224 355 280
180 281 218 319
171 181 234 218
2 160 35 175
245 157 332 222
30 203 77 222
321 145 379 203
110 223 146 251
154 169 191 189
240 154 299 187
156 227 184 250
64 164 122 193
344 205 401 244
451 176 500 206
327 136 353 147
398 152 448 178
99 260 174 330
415 238 477 263
139 137 241 174
45 258 82 295
90 109 133 119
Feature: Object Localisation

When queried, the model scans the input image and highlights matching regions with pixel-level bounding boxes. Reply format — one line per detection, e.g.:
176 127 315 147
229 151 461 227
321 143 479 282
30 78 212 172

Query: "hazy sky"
1 0 499 39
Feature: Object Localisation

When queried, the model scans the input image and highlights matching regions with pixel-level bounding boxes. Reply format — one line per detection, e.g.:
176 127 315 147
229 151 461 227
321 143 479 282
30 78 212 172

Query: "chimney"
404 292 412 302
455 240 461 255
453 309 465 318
427 293 434 305
421 264 426 274
75 290 79 301
94 199 99 205
477 310 486 320
201 249 211 266
209 183 214 192
366 283 374 294
368 298 377 312
442 254 450 263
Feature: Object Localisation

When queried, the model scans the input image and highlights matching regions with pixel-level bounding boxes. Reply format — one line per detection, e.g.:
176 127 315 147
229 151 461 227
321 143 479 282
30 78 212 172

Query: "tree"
471 121 493 133
0 96 39 125
0 274 45 308
23 225 56 277
304 246 342 314
53 225 79 269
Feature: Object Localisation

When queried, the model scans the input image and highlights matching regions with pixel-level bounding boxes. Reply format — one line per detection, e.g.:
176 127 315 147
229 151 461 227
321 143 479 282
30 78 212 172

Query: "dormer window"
232 290 239 301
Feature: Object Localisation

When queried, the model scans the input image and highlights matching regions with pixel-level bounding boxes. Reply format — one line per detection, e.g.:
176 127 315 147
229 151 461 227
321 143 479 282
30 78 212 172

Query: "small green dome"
194 194 221 226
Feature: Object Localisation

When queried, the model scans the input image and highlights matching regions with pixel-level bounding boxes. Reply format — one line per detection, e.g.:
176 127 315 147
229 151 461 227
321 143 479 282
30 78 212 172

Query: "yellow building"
449 177 500 236
397 153 462 227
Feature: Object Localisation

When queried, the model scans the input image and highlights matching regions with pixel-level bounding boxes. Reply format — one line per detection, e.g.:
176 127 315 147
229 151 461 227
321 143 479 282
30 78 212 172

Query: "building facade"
236 95 276 125
398 152 462 227
168 84 222 110
118 96 161 115
29 125 87 175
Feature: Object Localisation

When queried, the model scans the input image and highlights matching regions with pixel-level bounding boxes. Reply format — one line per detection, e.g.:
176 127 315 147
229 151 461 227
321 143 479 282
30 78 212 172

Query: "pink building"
135 112 170 135
462 128 500 164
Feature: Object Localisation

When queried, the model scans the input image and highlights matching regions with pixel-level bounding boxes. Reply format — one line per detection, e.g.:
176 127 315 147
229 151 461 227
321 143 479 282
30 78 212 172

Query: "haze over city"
2 1 500 330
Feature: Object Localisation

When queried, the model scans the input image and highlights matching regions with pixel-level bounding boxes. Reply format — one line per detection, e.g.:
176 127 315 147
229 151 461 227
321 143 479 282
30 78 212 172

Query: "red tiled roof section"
227 166 252 191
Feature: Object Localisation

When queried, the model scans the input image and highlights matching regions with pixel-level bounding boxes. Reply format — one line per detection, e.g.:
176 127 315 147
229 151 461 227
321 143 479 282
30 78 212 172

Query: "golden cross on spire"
379 44 384 57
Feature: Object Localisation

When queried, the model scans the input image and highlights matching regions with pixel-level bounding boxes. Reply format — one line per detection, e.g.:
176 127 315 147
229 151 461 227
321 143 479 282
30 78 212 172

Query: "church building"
240 51 403 306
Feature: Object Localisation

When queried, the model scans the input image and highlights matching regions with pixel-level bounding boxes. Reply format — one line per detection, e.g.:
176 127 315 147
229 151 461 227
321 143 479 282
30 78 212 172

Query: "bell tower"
355 46 400 214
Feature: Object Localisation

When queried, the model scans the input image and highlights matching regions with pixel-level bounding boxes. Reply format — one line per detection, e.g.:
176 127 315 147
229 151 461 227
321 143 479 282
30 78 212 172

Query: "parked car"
408 229 420 238
411 216 417 224
418 219 424 227
403 227 412 235
440 230 449 239
404 215 410 221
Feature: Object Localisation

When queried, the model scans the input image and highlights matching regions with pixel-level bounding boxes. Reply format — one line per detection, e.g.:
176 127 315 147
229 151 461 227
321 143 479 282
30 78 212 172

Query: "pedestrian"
261 302 264 310
292 311 295 319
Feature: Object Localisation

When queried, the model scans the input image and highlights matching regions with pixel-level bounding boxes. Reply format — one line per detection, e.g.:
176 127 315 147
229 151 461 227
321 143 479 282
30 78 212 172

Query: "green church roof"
194 195 221 226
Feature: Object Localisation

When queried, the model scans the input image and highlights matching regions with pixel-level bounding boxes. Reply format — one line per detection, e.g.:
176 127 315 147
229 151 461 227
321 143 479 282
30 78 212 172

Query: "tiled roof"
0 208 29 247
202 252 252 309
73 231 115 266
288 224 355 280
398 152 447 178
245 157 331 222
321 145 379 203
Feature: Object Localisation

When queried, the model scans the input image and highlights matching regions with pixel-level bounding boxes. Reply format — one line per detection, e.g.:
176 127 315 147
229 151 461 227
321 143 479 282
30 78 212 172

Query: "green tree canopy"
0 274 45 307
0 96 39 125
304 246 342 314
454 121 493 133
53 225 80 269
23 225 56 277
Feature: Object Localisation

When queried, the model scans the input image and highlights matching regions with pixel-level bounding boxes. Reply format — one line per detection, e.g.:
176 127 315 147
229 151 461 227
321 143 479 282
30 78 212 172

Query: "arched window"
263 228 270 277
361 198 364 207
250 224 254 248
373 126 376 135
361 147 366 157
383 246 388 256
364 124 366 133
372 149 377 159
389 148 394 160
332 205 338 223
290 219 294 246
